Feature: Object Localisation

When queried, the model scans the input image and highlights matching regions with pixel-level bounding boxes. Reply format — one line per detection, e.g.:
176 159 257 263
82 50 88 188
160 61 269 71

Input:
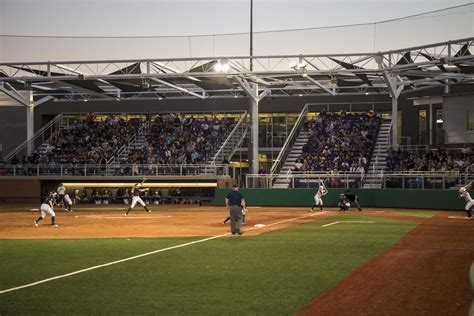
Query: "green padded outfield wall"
213 189 464 210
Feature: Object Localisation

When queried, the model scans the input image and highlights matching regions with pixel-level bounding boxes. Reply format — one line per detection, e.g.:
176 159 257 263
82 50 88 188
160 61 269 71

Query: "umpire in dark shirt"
225 184 246 235
344 190 362 212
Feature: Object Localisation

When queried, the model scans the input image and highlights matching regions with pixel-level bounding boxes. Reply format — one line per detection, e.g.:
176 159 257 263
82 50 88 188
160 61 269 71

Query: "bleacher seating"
126 114 235 165
386 148 473 172
297 111 381 173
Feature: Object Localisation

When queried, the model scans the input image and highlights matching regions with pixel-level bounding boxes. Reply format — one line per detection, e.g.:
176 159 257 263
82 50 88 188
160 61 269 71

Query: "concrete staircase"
117 133 148 163
272 130 309 188
363 120 391 188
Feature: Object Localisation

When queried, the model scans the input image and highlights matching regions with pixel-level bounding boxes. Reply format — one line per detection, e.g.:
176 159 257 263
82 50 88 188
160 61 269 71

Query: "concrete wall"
0 106 26 158
443 95 474 144
0 179 41 204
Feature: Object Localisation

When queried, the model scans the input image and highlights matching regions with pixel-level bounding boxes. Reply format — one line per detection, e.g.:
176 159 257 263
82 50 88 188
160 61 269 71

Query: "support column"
26 91 35 156
391 97 398 150
249 82 259 175
429 102 433 146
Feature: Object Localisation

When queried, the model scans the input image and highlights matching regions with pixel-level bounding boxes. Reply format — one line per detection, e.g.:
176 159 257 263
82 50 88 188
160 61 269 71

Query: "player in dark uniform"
124 181 151 216
224 185 246 235
344 190 362 211
71 189 81 205
338 194 350 211
35 192 59 227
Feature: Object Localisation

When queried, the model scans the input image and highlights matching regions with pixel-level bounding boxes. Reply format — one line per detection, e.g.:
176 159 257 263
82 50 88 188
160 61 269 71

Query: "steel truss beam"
0 37 472 103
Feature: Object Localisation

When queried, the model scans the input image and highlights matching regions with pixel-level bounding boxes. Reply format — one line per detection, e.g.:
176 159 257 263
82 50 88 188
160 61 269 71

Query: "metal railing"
270 105 308 175
247 172 365 189
246 171 469 190
211 112 248 164
0 163 230 177
107 120 150 165
4 113 64 163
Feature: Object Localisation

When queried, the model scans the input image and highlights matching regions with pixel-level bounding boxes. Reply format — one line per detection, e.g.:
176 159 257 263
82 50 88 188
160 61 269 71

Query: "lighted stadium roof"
0 37 473 105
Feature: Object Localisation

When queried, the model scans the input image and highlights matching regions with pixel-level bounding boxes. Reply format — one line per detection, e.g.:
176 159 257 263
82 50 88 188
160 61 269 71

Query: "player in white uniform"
124 181 151 216
311 182 327 211
35 192 59 227
57 183 66 209
459 183 473 219
64 192 73 212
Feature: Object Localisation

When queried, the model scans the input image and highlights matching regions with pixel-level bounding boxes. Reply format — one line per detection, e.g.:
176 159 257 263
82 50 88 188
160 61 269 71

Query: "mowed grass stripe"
385 210 438 218
0 216 417 315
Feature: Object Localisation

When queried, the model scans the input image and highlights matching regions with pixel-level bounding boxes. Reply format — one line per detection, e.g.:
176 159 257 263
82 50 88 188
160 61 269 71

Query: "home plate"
254 224 266 228
30 209 39 211
448 216 470 220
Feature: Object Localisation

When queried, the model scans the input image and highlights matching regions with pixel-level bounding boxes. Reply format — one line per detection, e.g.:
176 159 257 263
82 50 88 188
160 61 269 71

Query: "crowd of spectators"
125 113 235 166
23 114 137 166
386 148 473 173
296 110 382 174
6 114 138 175
4 113 236 176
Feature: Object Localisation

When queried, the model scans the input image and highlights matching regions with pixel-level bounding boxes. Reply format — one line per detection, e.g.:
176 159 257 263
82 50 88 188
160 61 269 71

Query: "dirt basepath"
298 211 474 316
0 205 336 239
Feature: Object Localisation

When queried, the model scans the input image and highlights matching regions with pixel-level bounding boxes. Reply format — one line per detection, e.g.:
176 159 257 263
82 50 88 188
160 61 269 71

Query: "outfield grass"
0 215 417 315
385 210 438 218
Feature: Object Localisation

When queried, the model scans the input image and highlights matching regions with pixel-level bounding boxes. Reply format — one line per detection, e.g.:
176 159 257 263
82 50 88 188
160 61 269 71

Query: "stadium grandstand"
0 1 473 315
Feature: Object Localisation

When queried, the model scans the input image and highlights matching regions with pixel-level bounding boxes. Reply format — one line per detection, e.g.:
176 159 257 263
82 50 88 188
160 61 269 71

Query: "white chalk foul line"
322 221 340 227
0 234 226 295
448 216 471 220
0 210 326 295
322 220 374 227
74 215 169 219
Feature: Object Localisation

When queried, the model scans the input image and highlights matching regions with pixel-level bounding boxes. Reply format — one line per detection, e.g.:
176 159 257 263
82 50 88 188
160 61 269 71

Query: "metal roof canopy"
0 37 473 105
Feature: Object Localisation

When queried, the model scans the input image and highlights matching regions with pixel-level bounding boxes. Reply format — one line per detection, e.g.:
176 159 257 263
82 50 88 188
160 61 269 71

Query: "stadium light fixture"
436 119 443 123
289 61 307 71
214 59 230 72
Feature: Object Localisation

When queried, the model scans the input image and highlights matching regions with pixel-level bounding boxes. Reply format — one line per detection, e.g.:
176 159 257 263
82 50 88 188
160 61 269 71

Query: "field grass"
0 215 417 315
385 210 438 218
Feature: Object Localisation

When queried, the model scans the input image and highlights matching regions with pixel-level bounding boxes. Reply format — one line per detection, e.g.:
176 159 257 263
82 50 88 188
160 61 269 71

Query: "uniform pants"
40 203 55 218
229 205 243 234
314 196 323 206
131 196 146 208
466 200 474 217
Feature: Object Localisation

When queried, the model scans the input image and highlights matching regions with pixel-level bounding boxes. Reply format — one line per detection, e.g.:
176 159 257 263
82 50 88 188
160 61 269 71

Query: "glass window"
468 112 474 131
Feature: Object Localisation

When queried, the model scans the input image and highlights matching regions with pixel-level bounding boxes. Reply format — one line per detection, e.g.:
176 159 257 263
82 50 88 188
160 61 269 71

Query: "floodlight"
214 59 230 73
436 119 443 123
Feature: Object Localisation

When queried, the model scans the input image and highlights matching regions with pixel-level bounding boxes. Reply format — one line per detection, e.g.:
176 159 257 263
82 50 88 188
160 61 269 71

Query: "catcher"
458 182 473 219
124 179 151 216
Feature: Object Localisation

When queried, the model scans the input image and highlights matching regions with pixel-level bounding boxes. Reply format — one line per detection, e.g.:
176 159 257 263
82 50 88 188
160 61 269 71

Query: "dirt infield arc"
0 206 473 315
299 211 474 316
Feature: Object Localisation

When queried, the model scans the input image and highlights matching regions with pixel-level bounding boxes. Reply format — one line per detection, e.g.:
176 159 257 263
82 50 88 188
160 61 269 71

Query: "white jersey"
463 192 472 202
57 186 66 195
315 187 324 198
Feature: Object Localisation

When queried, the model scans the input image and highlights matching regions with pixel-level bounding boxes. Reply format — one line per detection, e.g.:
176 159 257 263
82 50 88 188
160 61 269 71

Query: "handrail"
211 112 248 164
245 171 470 189
107 120 149 165
370 120 391 174
270 104 308 175
4 113 63 162
0 163 230 177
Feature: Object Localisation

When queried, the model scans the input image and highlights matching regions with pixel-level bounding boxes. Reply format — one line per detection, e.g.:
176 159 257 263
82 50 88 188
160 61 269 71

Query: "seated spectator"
386 148 473 173
298 111 381 174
